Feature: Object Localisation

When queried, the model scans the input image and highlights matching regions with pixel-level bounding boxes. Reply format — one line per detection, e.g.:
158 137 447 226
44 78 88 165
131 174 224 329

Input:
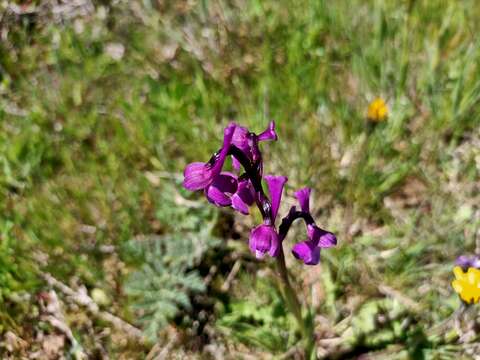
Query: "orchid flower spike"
182 122 337 265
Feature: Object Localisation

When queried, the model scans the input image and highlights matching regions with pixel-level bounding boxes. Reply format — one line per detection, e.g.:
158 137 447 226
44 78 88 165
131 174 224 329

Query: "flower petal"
231 124 250 153
183 123 236 191
294 187 311 213
456 255 480 270
183 162 212 191
232 196 248 214
205 173 237 207
258 121 278 142
268 234 280 257
292 241 321 265
211 123 237 175
264 175 288 221
231 179 255 215
231 156 242 171
452 266 480 304
307 224 337 248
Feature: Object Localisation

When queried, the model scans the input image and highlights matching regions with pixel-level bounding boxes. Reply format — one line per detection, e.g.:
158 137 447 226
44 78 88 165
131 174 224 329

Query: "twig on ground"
204 265 218 287
145 331 178 360
221 260 241 292
378 284 422 313
145 342 161 360
41 272 146 343
39 290 87 359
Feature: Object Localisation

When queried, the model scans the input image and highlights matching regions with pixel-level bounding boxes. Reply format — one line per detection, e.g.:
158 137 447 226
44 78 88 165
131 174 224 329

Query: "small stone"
91 288 110 306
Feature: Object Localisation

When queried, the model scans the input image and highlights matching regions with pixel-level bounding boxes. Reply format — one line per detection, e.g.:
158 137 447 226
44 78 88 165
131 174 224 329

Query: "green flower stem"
275 246 315 358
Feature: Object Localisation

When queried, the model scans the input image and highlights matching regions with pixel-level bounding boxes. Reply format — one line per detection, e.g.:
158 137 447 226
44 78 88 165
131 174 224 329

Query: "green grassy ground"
1 0 480 358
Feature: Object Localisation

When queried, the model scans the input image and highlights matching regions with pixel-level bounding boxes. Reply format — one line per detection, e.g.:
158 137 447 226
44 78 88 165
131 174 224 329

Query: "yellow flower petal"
453 266 465 279
451 280 463 293
367 97 388 122
452 266 480 304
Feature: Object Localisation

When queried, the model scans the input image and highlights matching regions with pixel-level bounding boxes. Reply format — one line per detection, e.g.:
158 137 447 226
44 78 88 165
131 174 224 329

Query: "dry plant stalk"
41 272 145 343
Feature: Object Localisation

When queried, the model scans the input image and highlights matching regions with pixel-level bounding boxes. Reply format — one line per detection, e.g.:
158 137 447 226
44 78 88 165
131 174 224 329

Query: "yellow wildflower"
367 97 388 122
452 266 480 304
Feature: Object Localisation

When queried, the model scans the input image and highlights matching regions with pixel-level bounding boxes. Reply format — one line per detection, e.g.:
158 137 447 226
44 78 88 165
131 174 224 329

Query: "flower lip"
249 224 279 258
292 240 321 265
231 179 255 215
205 172 238 207
203 172 256 215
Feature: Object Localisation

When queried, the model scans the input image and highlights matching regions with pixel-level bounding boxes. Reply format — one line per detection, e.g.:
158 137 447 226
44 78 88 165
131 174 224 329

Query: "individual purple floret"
183 124 236 191
231 121 277 171
456 255 480 270
231 178 256 214
249 224 280 259
182 122 336 264
283 188 337 265
249 175 287 258
257 121 278 142
204 172 255 214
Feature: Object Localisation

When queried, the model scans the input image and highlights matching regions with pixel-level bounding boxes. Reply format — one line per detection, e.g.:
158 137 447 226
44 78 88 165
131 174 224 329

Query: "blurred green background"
1 0 480 358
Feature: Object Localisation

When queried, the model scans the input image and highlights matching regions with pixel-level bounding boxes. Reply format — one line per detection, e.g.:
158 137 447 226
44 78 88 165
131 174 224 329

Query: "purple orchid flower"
183 123 236 191
231 179 255 214
184 122 277 216
231 121 277 171
204 172 255 214
231 121 277 154
456 255 480 270
182 121 336 357
249 225 280 259
257 121 278 142
249 175 287 259
291 187 337 265
182 122 336 265
204 172 238 207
